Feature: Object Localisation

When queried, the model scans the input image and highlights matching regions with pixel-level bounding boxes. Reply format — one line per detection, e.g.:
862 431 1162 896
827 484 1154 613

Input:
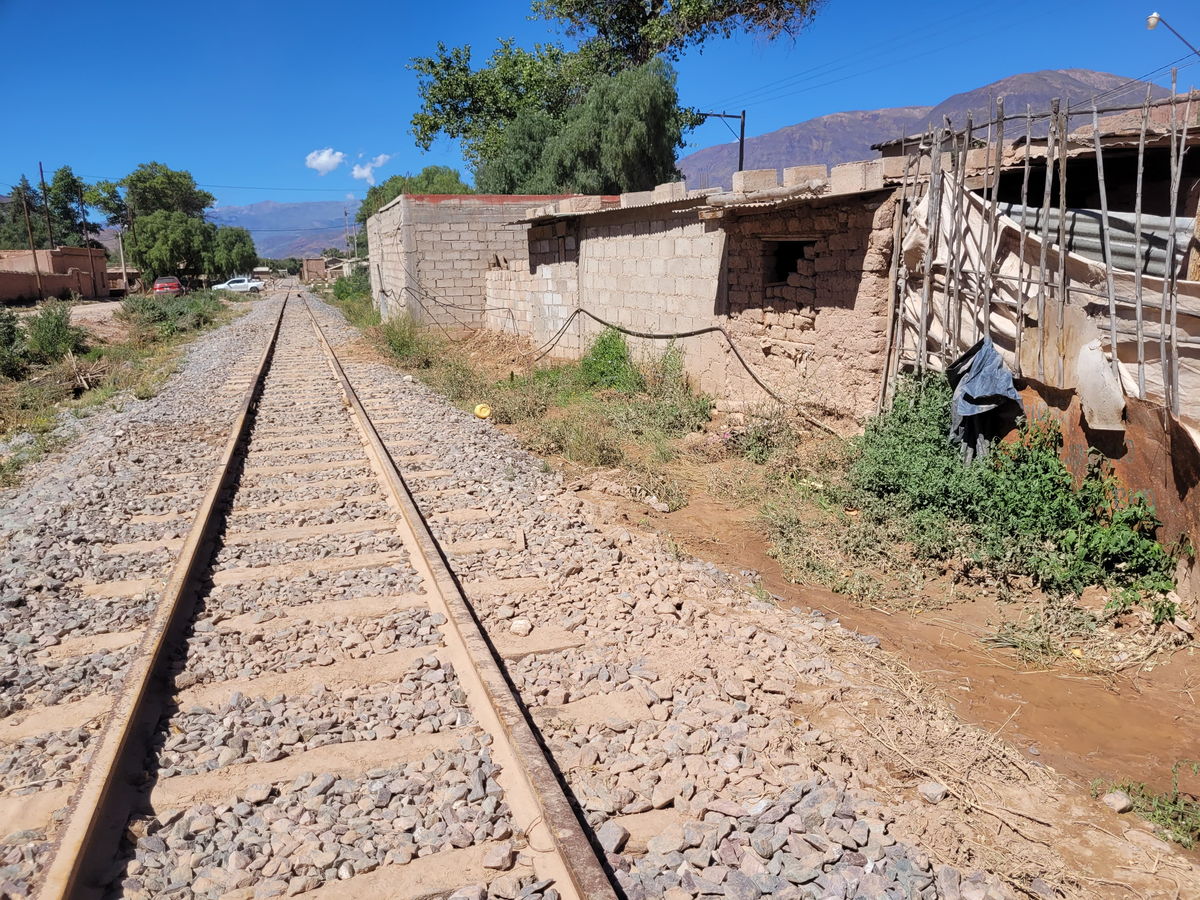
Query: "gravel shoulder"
309 294 1199 900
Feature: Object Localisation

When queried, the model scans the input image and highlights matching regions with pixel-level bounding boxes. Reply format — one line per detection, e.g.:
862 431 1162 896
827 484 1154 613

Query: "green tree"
90 162 215 227
46 166 100 247
356 165 474 224
0 177 48 250
208 226 258 279
477 60 689 194
0 170 100 251
532 0 826 68
410 40 598 170
411 0 825 177
127 210 215 282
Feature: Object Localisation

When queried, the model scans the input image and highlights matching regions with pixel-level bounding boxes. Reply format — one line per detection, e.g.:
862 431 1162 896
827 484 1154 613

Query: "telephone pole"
22 195 45 300
38 162 55 248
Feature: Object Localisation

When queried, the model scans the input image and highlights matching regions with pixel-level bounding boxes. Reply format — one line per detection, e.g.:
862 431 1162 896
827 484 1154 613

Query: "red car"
153 276 184 296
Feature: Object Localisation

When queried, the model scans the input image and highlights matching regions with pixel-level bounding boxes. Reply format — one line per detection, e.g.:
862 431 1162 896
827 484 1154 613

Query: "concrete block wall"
484 263 579 350
721 189 899 416
367 195 565 327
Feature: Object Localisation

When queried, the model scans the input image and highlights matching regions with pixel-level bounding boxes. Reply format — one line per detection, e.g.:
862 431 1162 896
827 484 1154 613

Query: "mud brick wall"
720 189 898 417
367 195 563 327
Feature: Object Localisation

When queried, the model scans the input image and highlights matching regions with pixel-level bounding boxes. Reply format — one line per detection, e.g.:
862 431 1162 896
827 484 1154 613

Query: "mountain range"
165 69 1166 256
678 69 1170 190
207 199 362 259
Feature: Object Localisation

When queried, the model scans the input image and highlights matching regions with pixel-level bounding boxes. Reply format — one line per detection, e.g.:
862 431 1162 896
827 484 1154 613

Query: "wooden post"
76 185 88 248
22 195 44 301
919 127 945 373
1035 99 1059 382
983 97 1005 341
1015 105 1033 378
1160 72 1178 415
343 207 351 256
38 162 55 249
949 114 971 355
878 159 911 414
1055 102 1070 386
940 116 959 368
1169 91 1192 416
1091 99 1120 379
118 229 129 294
1133 85 1151 399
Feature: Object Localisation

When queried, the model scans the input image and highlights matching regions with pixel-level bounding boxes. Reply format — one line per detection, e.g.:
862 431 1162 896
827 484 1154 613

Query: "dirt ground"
69 300 127 342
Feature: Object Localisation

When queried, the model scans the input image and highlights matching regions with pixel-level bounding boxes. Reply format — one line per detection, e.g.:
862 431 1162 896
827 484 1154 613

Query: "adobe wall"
0 248 109 299
0 269 99 303
720 189 898 417
367 195 569 328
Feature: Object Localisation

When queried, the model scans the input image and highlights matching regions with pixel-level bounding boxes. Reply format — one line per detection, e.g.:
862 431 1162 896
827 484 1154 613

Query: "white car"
214 276 264 293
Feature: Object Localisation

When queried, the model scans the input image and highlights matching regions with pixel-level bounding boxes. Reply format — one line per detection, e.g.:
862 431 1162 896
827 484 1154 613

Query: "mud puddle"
594 490 1200 800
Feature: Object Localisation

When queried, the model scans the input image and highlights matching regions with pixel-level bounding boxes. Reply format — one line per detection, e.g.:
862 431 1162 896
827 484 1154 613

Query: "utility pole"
76 185 89 248
38 162 55 248
343 207 351 256
22 195 45 300
739 110 746 172
118 228 129 295
696 111 747 173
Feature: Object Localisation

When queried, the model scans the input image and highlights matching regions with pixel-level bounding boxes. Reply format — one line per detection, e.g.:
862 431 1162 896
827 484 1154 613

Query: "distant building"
0 247 110 302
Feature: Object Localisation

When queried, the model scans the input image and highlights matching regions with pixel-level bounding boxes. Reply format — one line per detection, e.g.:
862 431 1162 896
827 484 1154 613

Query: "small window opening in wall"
765 239 816 284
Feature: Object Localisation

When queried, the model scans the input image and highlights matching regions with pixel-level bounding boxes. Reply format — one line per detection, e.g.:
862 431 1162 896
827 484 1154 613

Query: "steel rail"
35 295 289 900
300 297 619 900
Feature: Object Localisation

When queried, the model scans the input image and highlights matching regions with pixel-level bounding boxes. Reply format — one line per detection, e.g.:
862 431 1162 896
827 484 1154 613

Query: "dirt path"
613 490 1200 806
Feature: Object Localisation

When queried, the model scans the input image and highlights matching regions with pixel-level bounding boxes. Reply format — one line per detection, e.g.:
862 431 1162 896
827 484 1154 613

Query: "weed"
23 302 88 364
377 312 441 368
839 375 1178 612
579 328 643 392
118 294 224 340
531 412 624 467
625 459 688 511
0 308 25 379
1095 761 1200 848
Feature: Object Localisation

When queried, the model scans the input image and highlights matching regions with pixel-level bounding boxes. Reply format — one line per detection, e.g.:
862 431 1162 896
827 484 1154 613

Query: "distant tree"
90 162 214 227
127 210 215 282
208 227 257 278
355 166 474 224
477 60 688 194
0 170 101 250
0 177 48 250
320 247 346 259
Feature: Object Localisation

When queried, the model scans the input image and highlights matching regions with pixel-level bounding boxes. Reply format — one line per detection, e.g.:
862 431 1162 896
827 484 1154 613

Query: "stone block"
652 181 688 202
783 165 828 187
732 168 779 193
558 195 602 213
620 190 655 208
829 159 885 195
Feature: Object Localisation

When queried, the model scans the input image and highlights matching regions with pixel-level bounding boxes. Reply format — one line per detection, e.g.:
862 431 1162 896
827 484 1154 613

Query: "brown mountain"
679 69 1171 190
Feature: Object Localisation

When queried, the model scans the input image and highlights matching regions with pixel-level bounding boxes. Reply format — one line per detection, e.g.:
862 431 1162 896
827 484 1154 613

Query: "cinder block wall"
367 195 563 327
483 190 900 419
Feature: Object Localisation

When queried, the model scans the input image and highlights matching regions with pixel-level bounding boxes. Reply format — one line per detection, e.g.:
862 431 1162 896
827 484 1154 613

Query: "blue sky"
2 0 1197 208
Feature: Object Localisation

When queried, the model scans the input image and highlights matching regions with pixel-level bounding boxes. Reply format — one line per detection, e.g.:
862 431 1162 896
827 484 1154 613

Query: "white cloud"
346 193 356 200
351 153 392 186
305 147 346 176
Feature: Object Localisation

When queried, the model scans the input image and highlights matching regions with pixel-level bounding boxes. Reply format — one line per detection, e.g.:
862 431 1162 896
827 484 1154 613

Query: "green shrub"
0 308 25 379
23 302 87 364
844 374 1178 612
579 327 643 392
378 312 440 367
118 294 223 339
333 266 371 301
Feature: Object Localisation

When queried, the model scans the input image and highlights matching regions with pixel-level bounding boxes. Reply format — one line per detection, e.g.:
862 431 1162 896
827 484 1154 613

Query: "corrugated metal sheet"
997 202 1194 278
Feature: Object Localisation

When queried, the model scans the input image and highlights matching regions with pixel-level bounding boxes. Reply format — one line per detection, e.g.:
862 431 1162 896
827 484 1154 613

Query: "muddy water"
606 492 1200 798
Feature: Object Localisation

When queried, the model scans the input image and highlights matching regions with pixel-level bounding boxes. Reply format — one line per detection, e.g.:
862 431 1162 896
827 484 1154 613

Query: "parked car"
214 276 264 294
153 276 184 296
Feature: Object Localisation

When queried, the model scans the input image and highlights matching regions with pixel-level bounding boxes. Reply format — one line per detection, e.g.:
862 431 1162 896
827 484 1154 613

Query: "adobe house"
0 247 110 302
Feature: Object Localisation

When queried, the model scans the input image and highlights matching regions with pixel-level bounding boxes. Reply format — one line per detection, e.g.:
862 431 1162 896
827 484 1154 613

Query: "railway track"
15 295 615 900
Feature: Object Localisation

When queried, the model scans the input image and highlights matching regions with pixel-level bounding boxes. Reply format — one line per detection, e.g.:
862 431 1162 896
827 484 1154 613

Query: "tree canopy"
476 60 689 194
355 165 474 224
90 162 215 227
0 167 102 251
410 0 826 188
